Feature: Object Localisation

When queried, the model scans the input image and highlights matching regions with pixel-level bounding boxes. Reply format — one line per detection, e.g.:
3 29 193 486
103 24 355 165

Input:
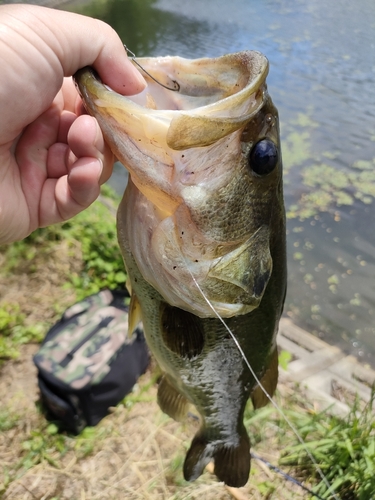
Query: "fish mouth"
74 51 270 217
74 51 269 152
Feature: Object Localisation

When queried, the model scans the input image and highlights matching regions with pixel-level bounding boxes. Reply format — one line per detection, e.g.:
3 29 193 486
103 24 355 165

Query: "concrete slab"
277 317 375 414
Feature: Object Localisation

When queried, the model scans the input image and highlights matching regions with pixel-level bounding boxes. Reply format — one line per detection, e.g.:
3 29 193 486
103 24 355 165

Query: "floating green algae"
282 108 375 220
286 159 375 219
282 130 312 174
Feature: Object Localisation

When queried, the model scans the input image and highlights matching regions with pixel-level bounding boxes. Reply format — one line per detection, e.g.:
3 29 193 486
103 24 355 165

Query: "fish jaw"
73 51 268 211
74 67 180 216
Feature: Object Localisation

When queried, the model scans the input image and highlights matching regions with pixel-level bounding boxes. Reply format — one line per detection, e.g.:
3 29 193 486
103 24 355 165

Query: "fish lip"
73 51 270 150
73 66 97 102
74 50 269 109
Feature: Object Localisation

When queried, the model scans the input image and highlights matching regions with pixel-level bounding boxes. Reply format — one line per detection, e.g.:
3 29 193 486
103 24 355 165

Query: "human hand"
0 4 146 244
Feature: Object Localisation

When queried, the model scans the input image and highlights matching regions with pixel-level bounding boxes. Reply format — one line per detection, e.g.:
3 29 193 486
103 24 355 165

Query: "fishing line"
124 46 180 92
183 262 340 500
250 452 326 500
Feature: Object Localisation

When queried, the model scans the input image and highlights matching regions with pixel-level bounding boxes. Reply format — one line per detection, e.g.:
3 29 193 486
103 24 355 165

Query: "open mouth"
74 51 269 150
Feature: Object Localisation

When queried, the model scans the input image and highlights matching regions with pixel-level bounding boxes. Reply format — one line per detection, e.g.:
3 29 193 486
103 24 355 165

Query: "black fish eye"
248 138 278 176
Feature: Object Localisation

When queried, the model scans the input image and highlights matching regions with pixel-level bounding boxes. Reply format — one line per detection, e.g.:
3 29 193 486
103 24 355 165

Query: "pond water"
64 0 375 366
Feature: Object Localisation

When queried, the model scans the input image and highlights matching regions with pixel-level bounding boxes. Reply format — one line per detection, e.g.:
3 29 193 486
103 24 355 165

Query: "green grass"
0 303 46 361
242 384 375 499
279 392 375 499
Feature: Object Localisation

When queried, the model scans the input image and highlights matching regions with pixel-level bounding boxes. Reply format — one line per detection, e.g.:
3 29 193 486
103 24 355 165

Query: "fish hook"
124 45 180 92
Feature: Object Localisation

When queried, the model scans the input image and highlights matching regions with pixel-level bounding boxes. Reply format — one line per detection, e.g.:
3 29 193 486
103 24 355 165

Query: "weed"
0 408 19 432
279 349 293 370
279 391 375 499
20 423 71 470
74 426 102 457
122 371 160 410
257 479 277 497
65 198 126 298
0 303 45 363
164 447 191 488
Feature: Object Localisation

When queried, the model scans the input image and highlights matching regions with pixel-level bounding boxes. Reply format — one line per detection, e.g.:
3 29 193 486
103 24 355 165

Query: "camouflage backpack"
33 289 149 433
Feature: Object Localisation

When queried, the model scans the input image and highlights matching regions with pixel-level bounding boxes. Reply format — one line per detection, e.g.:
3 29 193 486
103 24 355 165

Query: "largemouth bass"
74 50 286 487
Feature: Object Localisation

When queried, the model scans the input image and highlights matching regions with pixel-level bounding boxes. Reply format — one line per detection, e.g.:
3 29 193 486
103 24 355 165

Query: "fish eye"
248 139 278 176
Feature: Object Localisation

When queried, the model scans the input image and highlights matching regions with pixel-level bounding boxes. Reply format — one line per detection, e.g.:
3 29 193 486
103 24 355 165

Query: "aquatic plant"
281 110 375 220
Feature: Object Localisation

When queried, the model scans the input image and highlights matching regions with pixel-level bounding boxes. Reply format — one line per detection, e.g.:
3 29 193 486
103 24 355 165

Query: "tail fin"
183 429 250 487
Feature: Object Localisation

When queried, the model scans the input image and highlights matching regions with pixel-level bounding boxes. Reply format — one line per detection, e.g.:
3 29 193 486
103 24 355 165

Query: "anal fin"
157 375 189 422
251 347 279 409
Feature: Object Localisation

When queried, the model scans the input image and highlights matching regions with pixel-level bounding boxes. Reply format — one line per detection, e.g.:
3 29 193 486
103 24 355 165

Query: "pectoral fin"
160 303 205 359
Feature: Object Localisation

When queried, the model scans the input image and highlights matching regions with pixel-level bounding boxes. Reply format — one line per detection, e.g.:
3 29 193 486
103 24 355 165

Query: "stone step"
277 318 375 416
